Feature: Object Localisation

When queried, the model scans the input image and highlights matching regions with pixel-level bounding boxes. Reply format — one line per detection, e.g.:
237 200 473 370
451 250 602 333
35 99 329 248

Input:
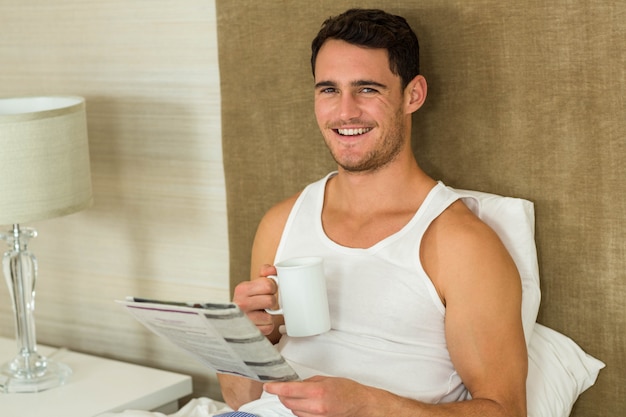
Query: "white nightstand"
0 337 193 417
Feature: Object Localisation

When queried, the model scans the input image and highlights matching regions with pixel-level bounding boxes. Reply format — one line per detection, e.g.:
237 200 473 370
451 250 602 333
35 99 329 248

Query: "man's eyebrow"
352 80 388 89
314 80 336 89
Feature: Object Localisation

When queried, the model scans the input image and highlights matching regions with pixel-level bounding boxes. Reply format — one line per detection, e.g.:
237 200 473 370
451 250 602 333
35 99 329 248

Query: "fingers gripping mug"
265 257 331 337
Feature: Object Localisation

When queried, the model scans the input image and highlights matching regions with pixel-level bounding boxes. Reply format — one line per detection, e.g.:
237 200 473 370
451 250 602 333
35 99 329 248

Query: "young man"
218 9 527 417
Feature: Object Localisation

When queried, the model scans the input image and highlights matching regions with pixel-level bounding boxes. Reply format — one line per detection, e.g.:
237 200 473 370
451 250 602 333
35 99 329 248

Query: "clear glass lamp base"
0 352 72 393
1 225 72 393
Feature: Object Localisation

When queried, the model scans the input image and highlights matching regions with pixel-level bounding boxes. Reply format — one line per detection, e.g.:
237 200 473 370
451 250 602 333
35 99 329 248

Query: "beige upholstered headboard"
216 1 625 415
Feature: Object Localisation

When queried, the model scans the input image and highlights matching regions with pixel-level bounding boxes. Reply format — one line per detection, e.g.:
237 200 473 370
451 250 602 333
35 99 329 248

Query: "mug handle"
265 275 282 315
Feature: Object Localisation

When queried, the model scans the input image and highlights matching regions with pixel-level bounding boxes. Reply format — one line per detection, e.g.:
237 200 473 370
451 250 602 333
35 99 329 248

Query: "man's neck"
328 156 436 216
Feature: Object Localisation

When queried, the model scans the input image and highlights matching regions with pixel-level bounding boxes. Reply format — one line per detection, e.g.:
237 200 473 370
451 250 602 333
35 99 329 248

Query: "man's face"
314 39 409 173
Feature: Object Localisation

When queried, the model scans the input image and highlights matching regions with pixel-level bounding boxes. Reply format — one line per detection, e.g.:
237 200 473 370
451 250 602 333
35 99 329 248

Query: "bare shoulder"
421 199 520 304
256 192 301 238
250 192 301 277
431 199 501 246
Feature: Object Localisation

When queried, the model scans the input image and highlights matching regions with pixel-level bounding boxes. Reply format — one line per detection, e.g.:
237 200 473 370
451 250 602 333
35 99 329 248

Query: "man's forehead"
314 40 398 84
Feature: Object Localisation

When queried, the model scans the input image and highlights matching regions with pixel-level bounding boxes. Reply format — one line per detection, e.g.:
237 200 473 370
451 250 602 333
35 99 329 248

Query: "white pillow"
527 323 605 417
450 187 542 345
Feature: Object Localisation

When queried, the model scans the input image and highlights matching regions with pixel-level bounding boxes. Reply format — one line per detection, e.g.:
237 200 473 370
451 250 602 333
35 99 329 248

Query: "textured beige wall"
0 1 227 400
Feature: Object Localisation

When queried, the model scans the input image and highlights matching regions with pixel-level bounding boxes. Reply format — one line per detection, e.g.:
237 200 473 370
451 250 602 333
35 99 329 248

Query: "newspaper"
116 297 299 382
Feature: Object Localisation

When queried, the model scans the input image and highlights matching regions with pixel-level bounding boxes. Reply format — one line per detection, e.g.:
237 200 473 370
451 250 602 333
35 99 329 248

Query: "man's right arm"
217 195 298 410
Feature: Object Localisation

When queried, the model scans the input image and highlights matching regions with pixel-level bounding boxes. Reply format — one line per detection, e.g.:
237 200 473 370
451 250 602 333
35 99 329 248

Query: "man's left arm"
436 209 528 417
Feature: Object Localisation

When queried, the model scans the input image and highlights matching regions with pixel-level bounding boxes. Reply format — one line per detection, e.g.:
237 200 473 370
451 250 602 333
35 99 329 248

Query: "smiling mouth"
336 127 372 136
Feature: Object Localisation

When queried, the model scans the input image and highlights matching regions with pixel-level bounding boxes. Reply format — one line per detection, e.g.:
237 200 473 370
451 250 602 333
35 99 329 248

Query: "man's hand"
233 264 282 337
264 376 378 417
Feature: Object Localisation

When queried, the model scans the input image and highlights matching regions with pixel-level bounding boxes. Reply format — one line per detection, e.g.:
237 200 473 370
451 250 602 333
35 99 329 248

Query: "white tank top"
274 172 470 404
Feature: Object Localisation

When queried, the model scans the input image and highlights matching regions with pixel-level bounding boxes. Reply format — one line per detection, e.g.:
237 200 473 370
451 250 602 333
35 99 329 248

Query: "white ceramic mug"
265 256 331 337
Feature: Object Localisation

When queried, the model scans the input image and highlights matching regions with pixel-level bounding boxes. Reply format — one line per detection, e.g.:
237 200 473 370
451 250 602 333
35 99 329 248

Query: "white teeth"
337 128 371 136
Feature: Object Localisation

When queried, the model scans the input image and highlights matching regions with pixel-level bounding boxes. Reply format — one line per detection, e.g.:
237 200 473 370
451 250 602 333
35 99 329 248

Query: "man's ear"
405 75 427 114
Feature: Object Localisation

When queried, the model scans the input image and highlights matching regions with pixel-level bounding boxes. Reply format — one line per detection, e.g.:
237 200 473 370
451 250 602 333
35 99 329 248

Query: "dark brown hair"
311 8 420 89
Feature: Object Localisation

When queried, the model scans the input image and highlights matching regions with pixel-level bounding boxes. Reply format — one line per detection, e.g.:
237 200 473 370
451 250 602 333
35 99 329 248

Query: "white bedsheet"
238 394 296 417
98 393 297 417
97 397 233 417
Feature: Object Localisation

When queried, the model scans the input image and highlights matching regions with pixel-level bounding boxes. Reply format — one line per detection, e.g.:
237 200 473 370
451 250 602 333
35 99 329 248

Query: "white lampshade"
0 96 93 225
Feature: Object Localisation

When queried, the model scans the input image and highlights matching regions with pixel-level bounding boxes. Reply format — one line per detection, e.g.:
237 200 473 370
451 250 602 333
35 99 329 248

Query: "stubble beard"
326 111 406 174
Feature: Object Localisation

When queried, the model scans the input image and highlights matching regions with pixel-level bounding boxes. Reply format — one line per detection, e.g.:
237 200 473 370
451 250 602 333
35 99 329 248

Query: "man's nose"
339 93 361 121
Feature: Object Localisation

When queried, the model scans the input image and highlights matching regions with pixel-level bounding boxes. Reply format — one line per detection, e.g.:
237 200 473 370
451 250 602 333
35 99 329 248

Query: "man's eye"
361 87 378 94
320 88 337 94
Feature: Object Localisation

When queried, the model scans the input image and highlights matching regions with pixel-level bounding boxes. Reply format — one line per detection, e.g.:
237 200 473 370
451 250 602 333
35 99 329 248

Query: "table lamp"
0 96 93 393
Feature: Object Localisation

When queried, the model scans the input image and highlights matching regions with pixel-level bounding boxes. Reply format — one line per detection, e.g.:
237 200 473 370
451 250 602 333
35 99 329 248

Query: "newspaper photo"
116 297 299 382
